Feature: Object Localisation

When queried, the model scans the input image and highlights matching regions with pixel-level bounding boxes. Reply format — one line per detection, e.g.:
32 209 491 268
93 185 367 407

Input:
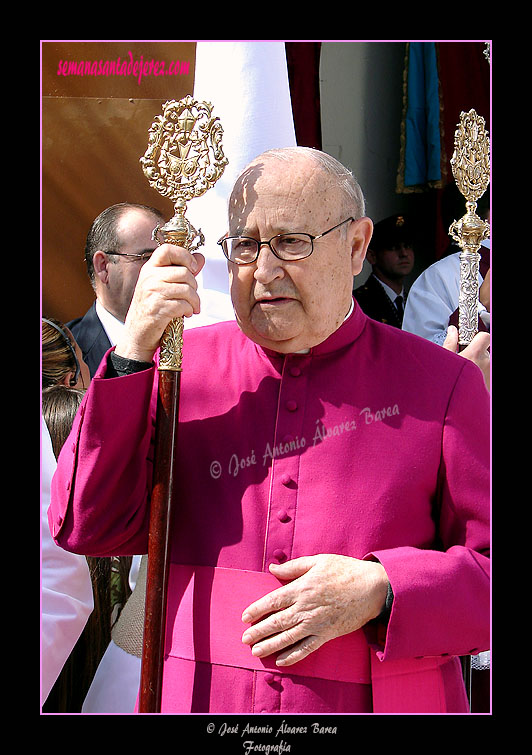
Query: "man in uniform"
353 213 415 328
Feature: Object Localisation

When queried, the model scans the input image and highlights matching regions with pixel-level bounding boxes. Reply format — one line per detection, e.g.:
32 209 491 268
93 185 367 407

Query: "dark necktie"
395 295 404 321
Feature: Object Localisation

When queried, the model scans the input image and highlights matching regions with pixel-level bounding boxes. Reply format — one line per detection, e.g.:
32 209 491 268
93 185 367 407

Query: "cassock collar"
309 296 367 356
258 296 367 360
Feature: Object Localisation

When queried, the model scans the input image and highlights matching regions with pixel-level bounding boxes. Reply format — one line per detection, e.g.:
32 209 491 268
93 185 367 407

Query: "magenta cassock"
49 300 490 713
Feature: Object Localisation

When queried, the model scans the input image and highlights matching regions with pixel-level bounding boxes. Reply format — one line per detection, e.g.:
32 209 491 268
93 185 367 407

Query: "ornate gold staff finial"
449 109 490 348
140 96 228 369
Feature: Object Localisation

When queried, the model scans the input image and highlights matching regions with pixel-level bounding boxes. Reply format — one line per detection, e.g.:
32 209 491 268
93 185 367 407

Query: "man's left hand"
443 325 490 391
241 554 389 667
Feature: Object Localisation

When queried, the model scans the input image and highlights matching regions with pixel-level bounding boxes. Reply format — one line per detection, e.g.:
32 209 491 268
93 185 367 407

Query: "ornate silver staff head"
449 109 490 347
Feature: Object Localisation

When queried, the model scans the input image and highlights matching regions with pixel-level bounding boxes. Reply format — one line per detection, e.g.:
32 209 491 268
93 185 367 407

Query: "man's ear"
349 217 373 277
93 250 109 284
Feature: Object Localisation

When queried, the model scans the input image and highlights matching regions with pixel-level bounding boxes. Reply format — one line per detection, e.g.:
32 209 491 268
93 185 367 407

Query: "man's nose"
253 243 285 283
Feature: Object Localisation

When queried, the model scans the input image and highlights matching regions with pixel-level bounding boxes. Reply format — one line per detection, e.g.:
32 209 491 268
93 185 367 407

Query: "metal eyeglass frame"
217 217 355 265
105 250 155 261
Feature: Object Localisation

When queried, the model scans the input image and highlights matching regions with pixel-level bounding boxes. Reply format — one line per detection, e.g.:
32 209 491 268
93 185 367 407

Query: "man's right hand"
115 244 205 363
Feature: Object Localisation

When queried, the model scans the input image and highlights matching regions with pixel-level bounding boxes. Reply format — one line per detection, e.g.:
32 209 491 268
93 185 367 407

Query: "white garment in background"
184 40 297 330
41 417 93 704
402 240 490 345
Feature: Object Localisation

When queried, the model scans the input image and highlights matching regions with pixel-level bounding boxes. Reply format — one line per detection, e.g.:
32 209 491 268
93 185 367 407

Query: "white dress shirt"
95 300 124 347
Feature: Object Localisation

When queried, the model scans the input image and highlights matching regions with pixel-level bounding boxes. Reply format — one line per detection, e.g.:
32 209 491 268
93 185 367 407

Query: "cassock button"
277 508 290 522
280 473 291 486
290 366 301 377
264 673 276 684
286 400 298 412
273 549 287 562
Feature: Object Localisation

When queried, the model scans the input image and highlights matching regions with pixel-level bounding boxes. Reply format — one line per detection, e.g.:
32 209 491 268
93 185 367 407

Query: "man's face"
368 243 414 281
228 156 372 353
103 209 160 321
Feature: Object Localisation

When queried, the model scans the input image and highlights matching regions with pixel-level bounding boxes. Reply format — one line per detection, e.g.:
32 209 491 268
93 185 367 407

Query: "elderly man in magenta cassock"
49 147 490 714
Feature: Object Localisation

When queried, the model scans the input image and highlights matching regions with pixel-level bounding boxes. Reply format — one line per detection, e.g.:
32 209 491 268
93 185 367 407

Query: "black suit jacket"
353 274 404 328
67 302 112 378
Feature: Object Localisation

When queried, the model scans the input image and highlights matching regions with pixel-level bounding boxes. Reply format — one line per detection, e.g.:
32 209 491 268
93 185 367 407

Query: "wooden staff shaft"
137 215 204 713
139 365 181 712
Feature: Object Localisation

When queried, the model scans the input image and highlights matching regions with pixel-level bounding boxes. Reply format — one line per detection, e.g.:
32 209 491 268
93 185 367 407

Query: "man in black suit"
68 203 164 377
353 214 415 328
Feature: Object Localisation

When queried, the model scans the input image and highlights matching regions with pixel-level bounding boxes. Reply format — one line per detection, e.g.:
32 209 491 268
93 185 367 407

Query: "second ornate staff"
138 97 227 712
449 109 490 349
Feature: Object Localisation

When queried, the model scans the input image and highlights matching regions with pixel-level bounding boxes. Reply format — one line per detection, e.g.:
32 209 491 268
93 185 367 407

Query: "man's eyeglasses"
105 250 155 262
217 217 355 265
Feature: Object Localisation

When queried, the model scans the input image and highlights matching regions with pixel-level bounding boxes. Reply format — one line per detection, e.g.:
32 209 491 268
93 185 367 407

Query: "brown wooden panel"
41 41 196 324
